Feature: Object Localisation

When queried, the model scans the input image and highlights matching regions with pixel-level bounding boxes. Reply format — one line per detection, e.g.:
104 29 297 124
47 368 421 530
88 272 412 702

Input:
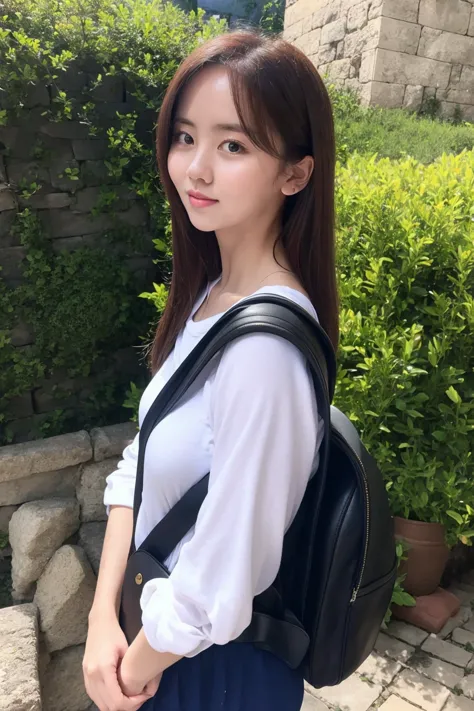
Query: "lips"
187 190 218 208
188 190 217 201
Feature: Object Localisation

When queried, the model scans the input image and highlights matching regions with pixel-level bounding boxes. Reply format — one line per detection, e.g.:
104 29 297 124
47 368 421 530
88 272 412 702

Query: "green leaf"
392 590 416 607
447 510 464 525
154 238 168 253
446 386 462 405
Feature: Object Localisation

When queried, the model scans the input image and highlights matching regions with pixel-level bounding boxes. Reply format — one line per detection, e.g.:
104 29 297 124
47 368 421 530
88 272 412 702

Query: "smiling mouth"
187 193 219 208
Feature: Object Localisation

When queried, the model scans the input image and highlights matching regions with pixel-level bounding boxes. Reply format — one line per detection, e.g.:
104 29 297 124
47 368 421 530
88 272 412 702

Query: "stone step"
302 692 330 710
0 603 41 711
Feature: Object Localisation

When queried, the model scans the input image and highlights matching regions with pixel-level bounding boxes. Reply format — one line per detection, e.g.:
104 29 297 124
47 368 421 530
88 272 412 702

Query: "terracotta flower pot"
394 516 450 597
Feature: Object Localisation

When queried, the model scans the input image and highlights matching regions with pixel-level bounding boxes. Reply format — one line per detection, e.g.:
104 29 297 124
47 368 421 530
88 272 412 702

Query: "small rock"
0 603 41 711
0 466 79 507
0 431 92 484
10 498 80 598
90 422 137 462
78 522 106 576
34 545 96 652
77 459 120 522
38 636 51 681
42 644 90 711
0 505 18 534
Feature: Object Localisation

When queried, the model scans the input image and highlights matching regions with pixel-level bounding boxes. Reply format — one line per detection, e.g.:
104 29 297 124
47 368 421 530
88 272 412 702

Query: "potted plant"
385 382 473 596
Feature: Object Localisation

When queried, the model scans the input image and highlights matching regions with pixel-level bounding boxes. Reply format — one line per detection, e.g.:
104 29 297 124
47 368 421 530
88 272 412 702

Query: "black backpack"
123 294 397 689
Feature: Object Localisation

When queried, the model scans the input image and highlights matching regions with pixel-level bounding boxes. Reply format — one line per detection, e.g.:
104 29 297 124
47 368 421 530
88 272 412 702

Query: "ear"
281 155 314 196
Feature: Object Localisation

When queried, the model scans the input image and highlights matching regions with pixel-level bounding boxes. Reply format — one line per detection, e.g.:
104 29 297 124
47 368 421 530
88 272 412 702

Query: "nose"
186 145 213 185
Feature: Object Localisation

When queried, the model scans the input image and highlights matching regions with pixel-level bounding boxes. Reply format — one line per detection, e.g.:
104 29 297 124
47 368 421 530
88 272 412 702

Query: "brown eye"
173 131 193 145
223 140 245 154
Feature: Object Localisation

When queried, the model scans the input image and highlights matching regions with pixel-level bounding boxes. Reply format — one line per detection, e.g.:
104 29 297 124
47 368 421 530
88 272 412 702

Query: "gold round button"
135 573 143 585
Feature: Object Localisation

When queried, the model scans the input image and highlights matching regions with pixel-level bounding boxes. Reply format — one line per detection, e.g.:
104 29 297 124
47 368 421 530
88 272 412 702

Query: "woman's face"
167 65 290 234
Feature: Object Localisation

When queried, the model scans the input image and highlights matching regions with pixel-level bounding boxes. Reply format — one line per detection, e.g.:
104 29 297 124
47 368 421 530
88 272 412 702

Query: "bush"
0 0 225 442
329 86 474 164
334 150 474 548
0 206 155 441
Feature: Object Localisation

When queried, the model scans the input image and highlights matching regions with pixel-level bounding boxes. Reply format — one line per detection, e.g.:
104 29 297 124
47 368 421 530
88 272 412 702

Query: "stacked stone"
0 70 156 443
284 0 474 121
0 421 136 711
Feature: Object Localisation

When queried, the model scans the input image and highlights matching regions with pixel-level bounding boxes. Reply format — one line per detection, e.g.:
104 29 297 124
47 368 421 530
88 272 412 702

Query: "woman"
83 27 339 711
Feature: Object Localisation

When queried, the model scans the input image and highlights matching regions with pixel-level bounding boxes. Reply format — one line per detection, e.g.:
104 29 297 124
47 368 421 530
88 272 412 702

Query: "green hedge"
0 0 225 443
334 149 474 548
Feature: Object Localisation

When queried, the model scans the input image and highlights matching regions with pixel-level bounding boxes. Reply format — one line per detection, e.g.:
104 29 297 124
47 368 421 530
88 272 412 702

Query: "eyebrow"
174 117 246 134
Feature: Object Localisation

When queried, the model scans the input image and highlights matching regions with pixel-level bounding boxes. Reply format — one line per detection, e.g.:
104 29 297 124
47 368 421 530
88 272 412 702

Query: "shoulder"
213 333 310 404
218 287 317 375
258 284 319 323
209 331 318 428
222 330 305 369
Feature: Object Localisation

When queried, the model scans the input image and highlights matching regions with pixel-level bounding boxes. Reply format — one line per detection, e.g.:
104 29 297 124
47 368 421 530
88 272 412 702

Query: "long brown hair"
150 28 339 374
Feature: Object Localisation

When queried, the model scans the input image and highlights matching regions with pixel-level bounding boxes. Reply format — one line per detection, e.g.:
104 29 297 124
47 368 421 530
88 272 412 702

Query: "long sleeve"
103 430 139 514
140 332 321 657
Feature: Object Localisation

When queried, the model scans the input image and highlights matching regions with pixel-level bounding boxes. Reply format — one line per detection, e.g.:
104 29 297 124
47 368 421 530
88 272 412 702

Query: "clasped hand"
83 611 161 711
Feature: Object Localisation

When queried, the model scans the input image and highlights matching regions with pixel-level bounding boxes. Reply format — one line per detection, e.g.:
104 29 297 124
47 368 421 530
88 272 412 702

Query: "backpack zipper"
332 431 370 603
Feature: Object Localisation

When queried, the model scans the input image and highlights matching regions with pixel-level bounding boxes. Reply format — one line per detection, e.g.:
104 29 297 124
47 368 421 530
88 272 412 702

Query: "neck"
214 222 290 296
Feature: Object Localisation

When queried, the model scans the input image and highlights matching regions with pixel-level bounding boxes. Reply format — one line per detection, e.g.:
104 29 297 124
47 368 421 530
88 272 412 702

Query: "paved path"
303 571 474 711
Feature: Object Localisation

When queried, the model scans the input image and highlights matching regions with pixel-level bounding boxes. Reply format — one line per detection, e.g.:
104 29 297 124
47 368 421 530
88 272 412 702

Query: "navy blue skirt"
142 642 304 711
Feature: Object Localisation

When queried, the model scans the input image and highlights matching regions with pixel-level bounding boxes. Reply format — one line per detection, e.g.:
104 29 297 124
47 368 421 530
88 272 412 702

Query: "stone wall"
0 422 136 711
1 70 157 444
198 0 266 24
284 0 474 121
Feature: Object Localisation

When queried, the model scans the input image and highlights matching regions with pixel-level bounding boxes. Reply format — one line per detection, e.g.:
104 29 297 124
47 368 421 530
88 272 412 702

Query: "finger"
120 693 152 711
98 676 127 711
94 685 111 711
102 664 127 708
144 677 160 696
83 677 108 711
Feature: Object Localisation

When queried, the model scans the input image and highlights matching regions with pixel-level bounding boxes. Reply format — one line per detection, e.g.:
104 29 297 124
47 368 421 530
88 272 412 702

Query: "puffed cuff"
103 482 135 515
140 577 213 657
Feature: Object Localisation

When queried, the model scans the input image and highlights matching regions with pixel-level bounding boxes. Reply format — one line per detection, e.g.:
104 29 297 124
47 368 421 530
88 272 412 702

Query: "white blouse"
103 276 324 657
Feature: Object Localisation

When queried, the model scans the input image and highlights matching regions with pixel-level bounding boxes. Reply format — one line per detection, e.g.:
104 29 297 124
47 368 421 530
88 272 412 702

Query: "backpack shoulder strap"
130 295 336 568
